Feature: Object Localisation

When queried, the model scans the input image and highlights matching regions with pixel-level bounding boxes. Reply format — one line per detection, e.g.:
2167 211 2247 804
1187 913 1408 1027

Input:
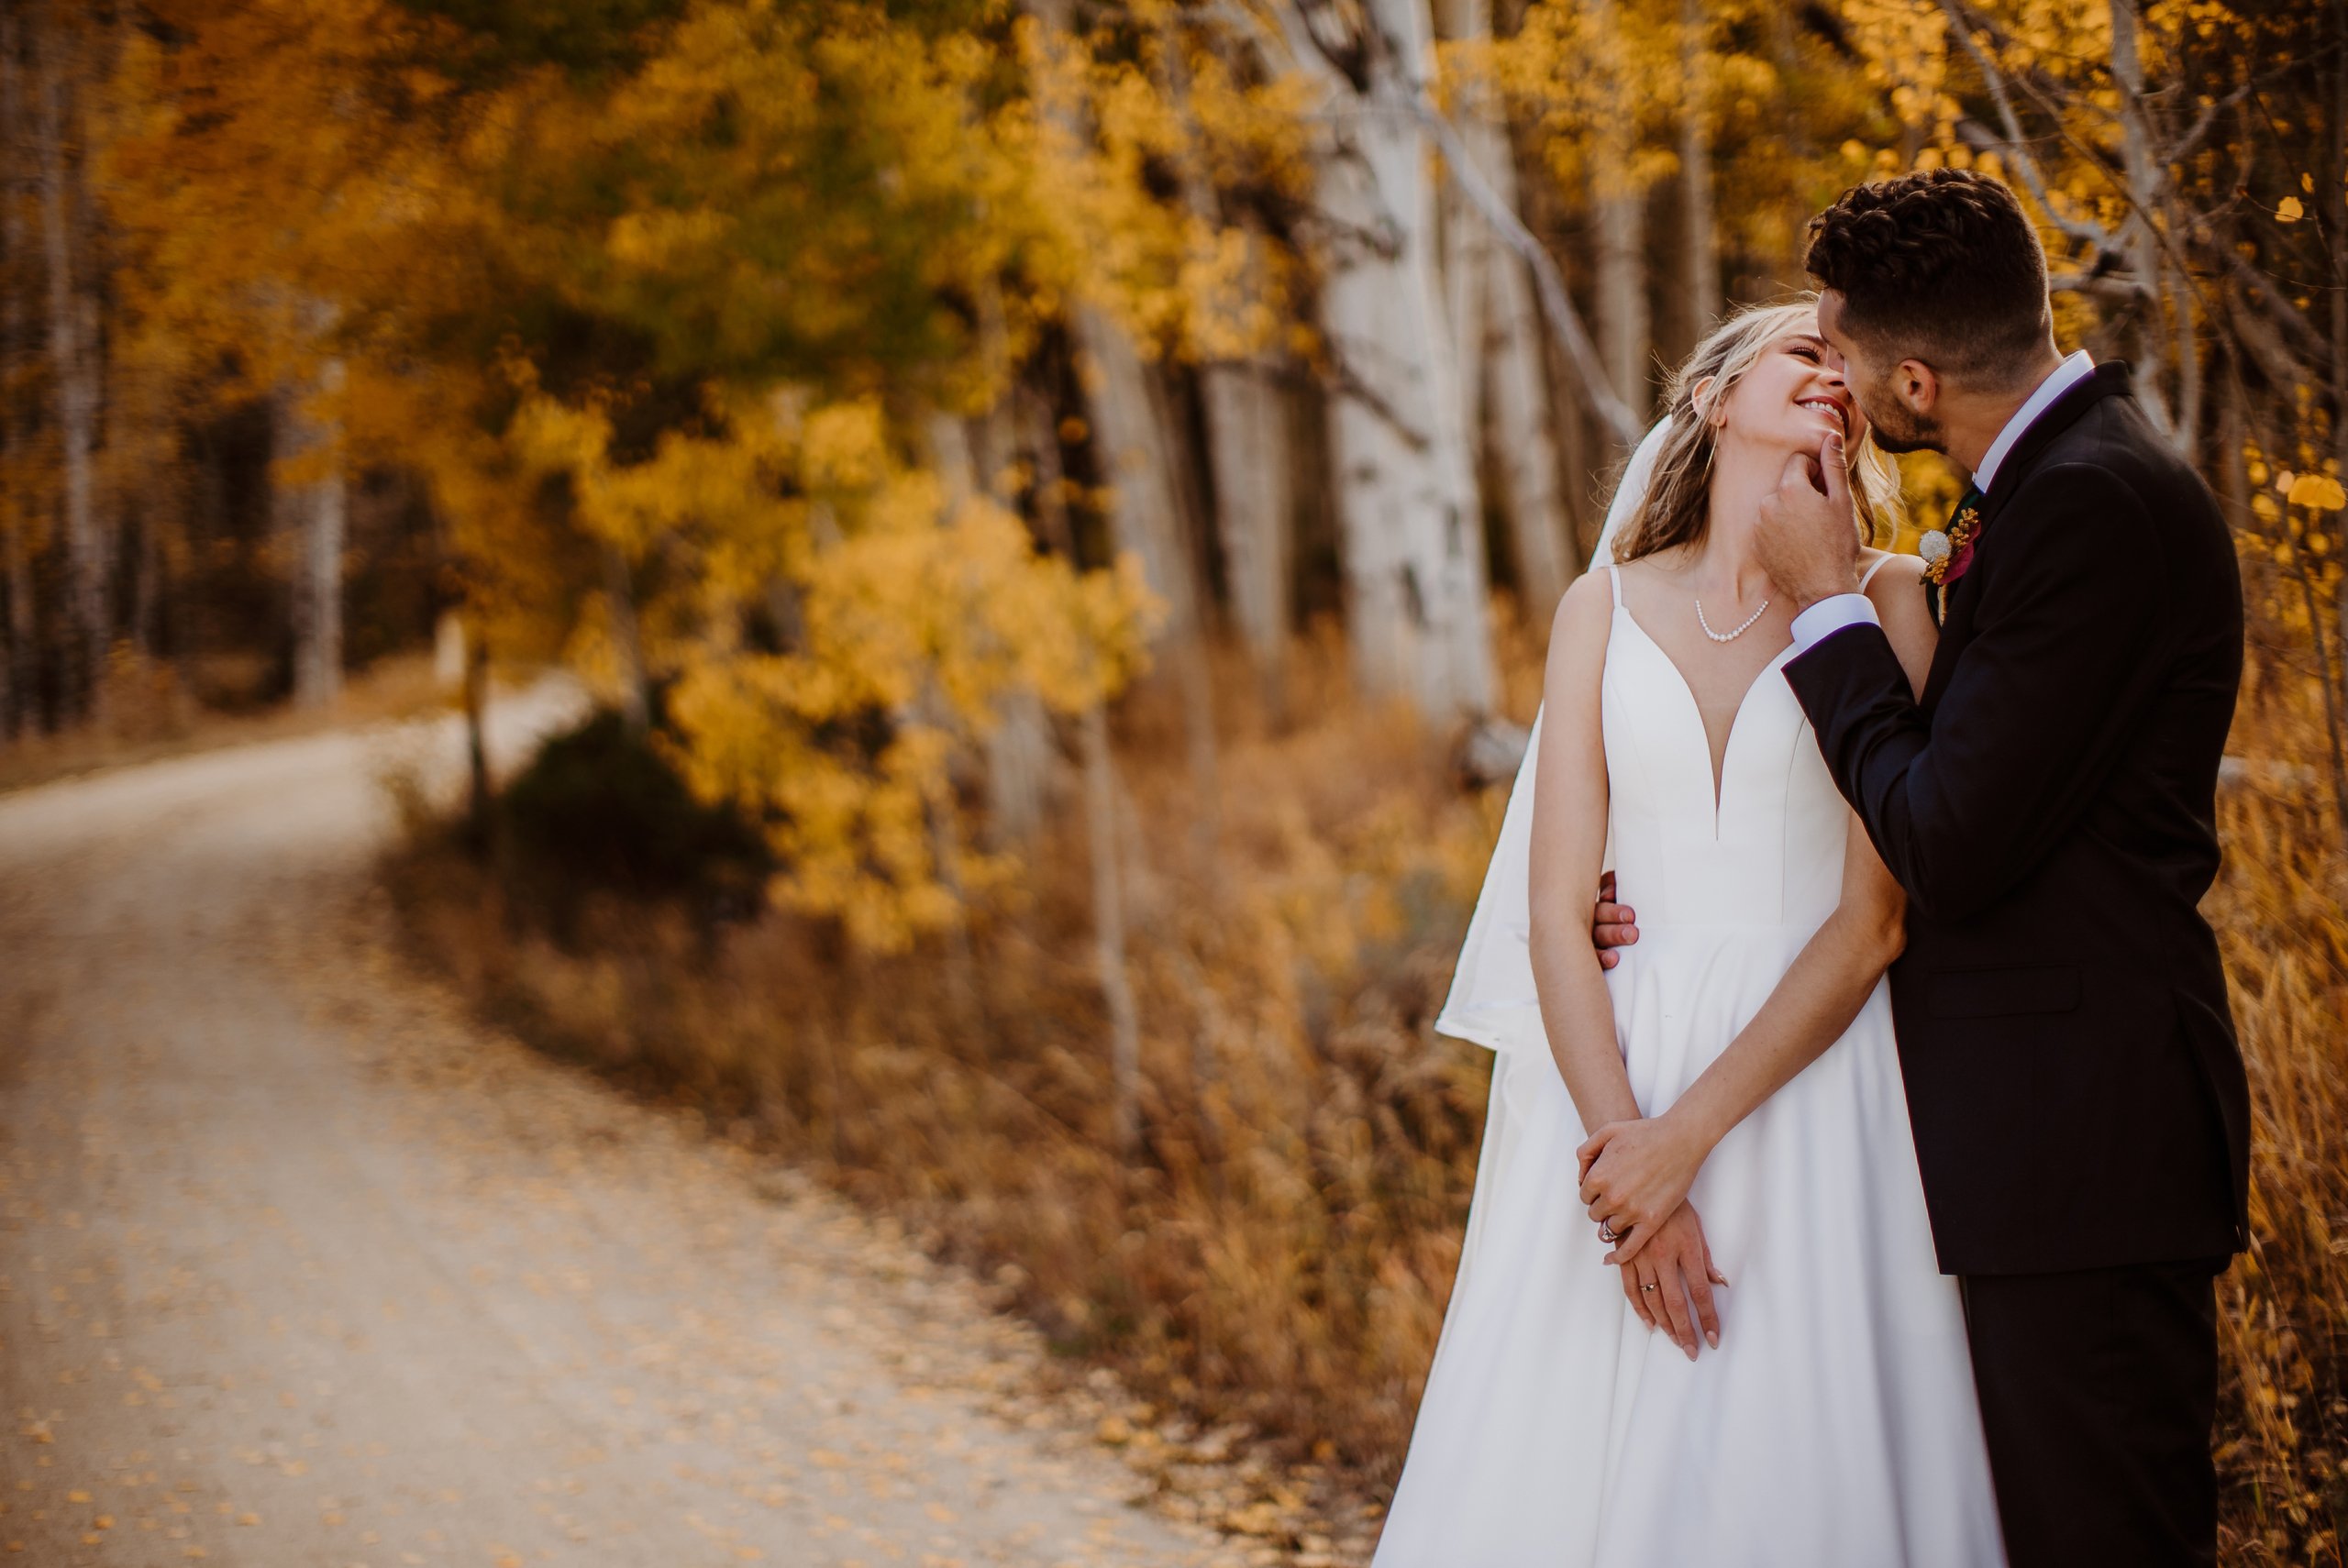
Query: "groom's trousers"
1960 1256 2228 1568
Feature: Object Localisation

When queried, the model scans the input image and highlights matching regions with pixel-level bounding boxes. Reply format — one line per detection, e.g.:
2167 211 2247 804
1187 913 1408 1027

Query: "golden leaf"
2287 474 2347 512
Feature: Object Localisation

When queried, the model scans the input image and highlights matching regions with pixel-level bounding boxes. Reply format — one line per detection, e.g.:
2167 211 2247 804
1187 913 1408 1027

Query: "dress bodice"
1600 566 1849 932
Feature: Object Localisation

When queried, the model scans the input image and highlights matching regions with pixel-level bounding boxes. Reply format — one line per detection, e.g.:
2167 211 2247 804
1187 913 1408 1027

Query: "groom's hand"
1754 429 1861 613
1592 871 1638 970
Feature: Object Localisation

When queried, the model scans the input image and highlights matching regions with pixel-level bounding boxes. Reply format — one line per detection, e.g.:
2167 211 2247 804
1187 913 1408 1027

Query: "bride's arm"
1525 571 1639 1135
1529 571 1726 1358
1580 554 1936 1261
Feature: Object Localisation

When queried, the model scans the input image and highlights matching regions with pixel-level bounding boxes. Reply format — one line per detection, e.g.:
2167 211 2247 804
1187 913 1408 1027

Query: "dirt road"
0 691 1237 1568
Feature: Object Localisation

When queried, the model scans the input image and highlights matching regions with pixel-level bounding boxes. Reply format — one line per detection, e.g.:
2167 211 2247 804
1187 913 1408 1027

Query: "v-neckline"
1611 602 1797 825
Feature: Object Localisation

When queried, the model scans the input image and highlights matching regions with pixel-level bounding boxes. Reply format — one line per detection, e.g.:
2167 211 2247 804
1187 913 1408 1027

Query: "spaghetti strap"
1607 564 1624 608
1857 552 1897 592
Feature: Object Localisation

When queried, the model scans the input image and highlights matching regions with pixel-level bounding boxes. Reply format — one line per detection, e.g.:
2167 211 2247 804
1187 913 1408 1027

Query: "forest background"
2 0 2344 1560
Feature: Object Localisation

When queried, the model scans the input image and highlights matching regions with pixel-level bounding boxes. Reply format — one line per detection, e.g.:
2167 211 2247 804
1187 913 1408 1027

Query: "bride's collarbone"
1611 560 1796 716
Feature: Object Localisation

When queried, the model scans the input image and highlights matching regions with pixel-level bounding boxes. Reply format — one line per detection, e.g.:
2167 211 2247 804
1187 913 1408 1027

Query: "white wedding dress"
1374 457 2007 1562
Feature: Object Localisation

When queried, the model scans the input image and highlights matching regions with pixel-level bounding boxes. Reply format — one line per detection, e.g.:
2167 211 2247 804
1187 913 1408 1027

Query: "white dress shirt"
1789 349 2099 652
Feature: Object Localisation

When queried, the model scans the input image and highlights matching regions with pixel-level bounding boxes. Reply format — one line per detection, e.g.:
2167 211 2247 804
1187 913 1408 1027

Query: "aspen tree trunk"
462 618 493 847
271 350 349 709
1484 252 1576 612
1589 0 1649 418
1678 0 1722 341
1436 0 1493 474
599 543 650 735
958 290 1055 847
0 11 23 739
132 504 163 658
1023 381 1141 1156
2329 0 2348 478
976 403 1051 845
2106 0 2178 444
1155 19 1293 721
2328 0 2348 756
1199 353 1292 719
1028 0 1221 872
1068 304 1223 873
2 527 27 739
1439 0 1575 618
1290 0 1497 723
2218 371 2250 528
34 11 103 723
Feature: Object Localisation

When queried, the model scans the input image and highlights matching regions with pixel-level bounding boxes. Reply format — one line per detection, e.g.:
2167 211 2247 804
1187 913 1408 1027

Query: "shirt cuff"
1789 593 1881 653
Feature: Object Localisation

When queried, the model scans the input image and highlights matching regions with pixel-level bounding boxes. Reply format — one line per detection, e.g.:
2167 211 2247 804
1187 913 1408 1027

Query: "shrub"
493 705 772 943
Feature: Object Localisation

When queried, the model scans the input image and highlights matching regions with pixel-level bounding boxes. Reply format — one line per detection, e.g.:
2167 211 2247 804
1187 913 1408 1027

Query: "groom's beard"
1855 390 1944 456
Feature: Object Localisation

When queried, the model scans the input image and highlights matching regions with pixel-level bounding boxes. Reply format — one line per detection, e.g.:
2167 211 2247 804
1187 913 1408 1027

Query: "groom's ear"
1896 359 1942 418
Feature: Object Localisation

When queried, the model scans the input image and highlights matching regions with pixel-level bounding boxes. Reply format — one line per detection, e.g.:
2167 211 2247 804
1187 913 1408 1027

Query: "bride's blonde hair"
1610 297 1907 564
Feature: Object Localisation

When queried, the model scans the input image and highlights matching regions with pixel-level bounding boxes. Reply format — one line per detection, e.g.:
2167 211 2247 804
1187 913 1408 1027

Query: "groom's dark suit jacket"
1786 361 2249 1277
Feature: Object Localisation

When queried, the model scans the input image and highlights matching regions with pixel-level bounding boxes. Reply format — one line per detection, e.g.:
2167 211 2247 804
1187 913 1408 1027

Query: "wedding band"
1640 1283 1659 1293
1597 1224 1619 1243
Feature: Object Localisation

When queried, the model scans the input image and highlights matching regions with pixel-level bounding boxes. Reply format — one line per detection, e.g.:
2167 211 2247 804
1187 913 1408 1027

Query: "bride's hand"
1616 1204 1728 1358
1577 1111 1711 1264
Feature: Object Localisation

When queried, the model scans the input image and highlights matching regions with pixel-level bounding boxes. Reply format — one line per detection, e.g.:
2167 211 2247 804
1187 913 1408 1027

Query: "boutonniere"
1919 502 1981 586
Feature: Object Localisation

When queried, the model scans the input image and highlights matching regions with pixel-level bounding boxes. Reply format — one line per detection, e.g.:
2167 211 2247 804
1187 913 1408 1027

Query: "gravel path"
0 690 1239 1568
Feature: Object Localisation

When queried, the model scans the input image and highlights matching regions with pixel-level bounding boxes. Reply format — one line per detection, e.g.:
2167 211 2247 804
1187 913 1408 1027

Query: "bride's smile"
1718 330 1861 457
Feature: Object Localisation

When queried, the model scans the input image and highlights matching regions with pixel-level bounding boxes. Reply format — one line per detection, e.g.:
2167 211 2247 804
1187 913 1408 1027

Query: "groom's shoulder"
2034 393 2211 506
2016 397 2225 545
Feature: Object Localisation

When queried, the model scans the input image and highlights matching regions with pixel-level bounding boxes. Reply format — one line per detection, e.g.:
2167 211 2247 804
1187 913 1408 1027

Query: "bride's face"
1714 324 1866 460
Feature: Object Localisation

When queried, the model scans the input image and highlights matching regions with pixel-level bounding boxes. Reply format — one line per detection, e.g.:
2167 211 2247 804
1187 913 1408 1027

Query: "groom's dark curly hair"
1804 169 2052 390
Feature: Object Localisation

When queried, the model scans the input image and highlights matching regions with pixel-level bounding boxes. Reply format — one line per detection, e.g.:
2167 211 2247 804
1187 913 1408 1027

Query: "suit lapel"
1921 570 1977 714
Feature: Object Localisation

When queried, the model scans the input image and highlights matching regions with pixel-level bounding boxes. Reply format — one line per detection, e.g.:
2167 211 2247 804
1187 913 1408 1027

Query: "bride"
1373 300 2006 1565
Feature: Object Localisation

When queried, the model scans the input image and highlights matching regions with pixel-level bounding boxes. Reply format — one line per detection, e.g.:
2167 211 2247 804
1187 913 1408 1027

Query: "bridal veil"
1431 417 1667 1063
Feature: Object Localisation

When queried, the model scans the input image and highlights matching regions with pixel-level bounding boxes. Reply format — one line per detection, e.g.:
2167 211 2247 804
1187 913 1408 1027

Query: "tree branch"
1401 93 1645 447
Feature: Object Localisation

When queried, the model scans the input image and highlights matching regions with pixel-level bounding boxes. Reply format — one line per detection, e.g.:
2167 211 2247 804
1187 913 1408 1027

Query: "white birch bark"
1678 0 1722 341
1068 305 1223 874
1484 248 1577 611
1157 7 1294 717
1027 0 1221 869
928 405 1053 850
34 12 102 722
1590 0 1650 416
1021 383 1139 1154
2106 0 2178 444
1198 353 1292 717
271 347 349 709
944 307 1056 847
1286 0 1497 723
1438 0 1576 617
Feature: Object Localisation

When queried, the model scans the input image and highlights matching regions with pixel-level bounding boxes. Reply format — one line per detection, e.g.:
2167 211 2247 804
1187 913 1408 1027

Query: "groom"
1600 169 2250 1567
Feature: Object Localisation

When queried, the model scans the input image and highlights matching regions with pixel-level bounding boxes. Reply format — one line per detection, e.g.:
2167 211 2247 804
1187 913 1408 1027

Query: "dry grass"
389 597 2348 1565
2203 662 2348 1565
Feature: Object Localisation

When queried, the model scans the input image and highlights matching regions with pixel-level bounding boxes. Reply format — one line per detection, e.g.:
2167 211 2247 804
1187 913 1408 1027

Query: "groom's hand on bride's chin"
1755 430 1860 611
1593 871 1639 969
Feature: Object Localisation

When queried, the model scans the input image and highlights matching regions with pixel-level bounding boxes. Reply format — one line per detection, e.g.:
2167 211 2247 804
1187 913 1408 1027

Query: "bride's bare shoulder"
1545 568 1619 684
1860 547 1925 594
1551 564 1617 634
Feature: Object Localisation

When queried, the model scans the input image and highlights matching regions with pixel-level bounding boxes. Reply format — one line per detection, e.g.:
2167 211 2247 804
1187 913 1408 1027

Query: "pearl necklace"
1694 594 1771 644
